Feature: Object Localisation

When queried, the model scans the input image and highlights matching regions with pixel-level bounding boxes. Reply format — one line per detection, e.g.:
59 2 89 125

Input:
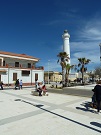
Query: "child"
42 85 48 96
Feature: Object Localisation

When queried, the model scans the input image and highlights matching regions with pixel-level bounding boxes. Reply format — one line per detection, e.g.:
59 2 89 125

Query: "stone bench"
31 90 49 96
31 90 39 96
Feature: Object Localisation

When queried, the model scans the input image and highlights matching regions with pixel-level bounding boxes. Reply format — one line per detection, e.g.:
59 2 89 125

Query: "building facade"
0 51 44 86
44 71 62 83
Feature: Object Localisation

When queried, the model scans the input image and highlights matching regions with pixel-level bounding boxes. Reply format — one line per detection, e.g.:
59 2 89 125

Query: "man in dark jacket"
0 81 3 90
94 80 101 113
15 79 20 90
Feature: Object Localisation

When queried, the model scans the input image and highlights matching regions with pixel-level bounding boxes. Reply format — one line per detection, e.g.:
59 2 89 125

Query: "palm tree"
78 57 91 84
57 52 69 87
65 63 75 86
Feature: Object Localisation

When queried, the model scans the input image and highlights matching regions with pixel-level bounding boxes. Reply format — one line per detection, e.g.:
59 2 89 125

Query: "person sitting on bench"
42 85 47 95
37 83 42 96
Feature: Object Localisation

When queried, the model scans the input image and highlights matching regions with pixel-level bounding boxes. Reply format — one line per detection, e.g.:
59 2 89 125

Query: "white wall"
1 68 44 85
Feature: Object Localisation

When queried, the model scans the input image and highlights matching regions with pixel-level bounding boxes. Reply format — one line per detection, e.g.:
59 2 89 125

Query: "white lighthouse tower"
62 30 70 64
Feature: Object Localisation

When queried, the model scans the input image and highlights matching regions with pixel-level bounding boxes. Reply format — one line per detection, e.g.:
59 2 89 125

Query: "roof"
0 51 39 61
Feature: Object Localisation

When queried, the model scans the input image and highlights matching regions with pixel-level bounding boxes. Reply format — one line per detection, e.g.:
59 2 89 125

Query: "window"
22 70 30 76
3 61 5 66
13 73 17 81
35 73 38 81
28 63 31 68
15 62 19 67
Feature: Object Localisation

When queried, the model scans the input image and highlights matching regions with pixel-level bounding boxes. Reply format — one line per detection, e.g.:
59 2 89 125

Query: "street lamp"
99 43 101 62
48 60 50 84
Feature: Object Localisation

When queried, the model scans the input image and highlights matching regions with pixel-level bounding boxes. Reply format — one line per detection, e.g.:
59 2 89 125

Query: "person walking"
15 79 20 90
0 81 3 90
19 80 23 89
93 80 101 113
35 79 38 90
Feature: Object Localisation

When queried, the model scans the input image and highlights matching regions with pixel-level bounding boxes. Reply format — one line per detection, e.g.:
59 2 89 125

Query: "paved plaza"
0 86 101 135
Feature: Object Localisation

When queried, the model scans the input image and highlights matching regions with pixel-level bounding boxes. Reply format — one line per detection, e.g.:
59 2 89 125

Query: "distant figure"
0 81 3 90
93 80 101 113
19 80 23 89
35 79 38 90
15 79 20 90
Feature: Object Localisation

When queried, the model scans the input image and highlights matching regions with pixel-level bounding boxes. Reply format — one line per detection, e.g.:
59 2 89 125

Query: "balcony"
0 63 44 70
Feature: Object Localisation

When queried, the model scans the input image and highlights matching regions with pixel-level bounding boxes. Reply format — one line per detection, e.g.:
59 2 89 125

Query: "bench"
31 90 49 96
31 90 39 96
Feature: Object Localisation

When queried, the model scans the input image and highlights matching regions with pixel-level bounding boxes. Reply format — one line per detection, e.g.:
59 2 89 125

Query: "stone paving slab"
0 88 101 135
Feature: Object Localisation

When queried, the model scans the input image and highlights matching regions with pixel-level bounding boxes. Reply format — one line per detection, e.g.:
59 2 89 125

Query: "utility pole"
48 60 50 84
99 43 101 62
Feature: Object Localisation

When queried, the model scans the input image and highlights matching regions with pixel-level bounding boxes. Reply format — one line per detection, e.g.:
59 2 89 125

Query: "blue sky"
0 0 101 72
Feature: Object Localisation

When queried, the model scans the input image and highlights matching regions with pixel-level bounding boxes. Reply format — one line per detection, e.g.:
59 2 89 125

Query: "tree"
94 66 101 79
77 57 91 84
57 52 69 87
65 63 75 86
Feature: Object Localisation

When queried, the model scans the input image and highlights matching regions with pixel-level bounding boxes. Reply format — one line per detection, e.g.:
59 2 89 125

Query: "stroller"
91 89 97 108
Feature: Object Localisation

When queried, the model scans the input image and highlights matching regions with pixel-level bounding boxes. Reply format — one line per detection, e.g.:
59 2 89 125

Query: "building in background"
44 71 62 83
0 51 44 86
44 71 92 83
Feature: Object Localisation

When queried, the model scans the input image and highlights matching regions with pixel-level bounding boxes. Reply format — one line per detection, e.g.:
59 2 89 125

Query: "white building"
0 51 44 86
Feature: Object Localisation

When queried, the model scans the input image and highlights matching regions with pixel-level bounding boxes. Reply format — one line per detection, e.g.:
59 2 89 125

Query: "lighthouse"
62 30 70 64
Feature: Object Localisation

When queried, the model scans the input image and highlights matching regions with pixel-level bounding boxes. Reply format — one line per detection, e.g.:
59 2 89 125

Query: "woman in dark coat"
94 80 101 113
0 81 3 90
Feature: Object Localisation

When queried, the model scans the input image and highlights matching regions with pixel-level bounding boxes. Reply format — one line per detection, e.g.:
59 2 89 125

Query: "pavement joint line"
0 110 44 126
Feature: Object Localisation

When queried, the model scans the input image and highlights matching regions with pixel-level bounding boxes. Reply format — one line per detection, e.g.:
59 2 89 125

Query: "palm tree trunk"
65 72 68 87
82 72 84 84
82 65 84 84
62 67 65 87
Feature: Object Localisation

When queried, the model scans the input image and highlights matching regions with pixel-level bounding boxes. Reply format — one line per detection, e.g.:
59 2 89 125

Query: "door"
0 59 2 66
35 73 38 81
13 73 17 81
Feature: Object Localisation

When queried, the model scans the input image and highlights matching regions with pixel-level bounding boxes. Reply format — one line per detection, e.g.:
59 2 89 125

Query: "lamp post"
99 43 101 62
7 64 10 87
48 60 50 84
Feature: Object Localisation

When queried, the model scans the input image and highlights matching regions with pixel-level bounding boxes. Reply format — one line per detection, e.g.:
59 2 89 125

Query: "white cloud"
79 16 101 41
70 41 100 70
69 15 101 70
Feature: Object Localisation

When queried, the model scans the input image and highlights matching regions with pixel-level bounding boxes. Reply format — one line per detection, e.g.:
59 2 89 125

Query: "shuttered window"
13 73 17 81
35 73 38 81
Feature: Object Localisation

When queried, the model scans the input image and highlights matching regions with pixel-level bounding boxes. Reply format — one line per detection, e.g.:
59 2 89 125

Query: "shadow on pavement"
76 101 96 113
90 122 101 128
